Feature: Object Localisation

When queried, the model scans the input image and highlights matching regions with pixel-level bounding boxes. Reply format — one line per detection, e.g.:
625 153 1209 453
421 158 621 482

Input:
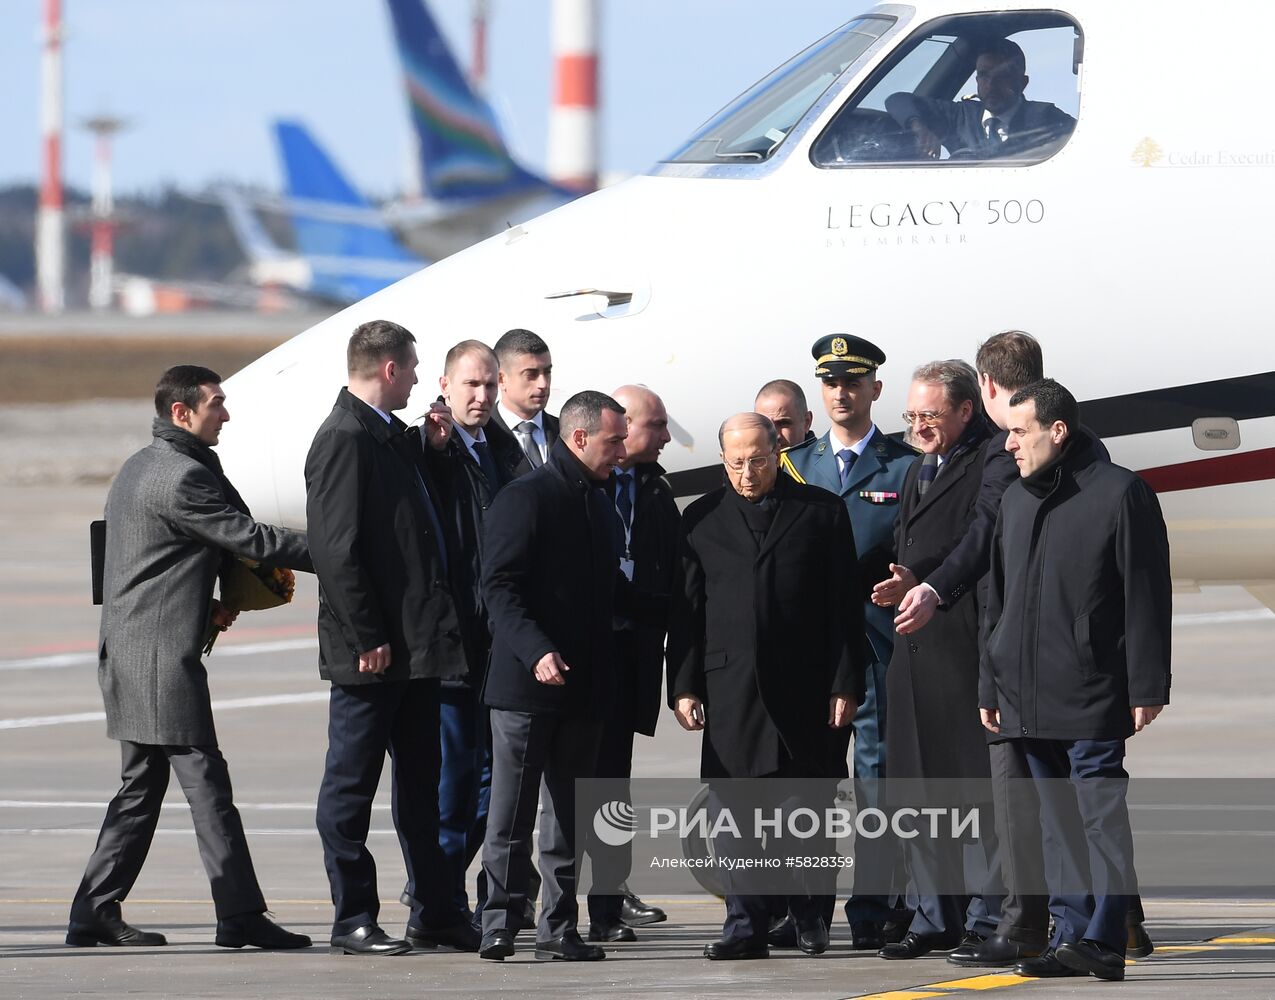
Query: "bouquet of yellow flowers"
202 558 297 655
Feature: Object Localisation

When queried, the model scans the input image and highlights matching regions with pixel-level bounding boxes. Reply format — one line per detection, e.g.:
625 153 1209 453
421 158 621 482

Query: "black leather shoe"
948 931 1042 967
796 917 829 956
878 930 960 960
535 930 606 961
329 924 411 956
943 930 985 963
478 929 515 961
215 912 311 950
1056 939 1126 981
405 921 480 952
619 891 666 927
768 915 797 948
1014 948 1081 977
1127 921 1154 959
881 914 911 944
588 920 637 943
850 920 884 951
66 912 167 947
704 936 769 960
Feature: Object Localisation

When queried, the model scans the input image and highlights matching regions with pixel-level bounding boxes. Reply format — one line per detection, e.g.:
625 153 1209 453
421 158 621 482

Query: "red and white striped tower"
547 0 598 193
471 0 489 91
82 116 127 312
36 0 65 314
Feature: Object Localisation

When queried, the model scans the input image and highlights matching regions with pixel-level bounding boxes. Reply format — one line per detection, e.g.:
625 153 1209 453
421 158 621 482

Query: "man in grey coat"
68 365 313 951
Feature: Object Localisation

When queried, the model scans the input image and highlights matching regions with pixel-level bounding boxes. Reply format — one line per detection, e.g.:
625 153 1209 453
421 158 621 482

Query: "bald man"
583 386 681 941
754 380 814 452
667 413 867 960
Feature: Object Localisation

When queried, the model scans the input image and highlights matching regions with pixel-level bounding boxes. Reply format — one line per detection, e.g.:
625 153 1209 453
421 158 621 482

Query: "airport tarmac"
2 478 1274 999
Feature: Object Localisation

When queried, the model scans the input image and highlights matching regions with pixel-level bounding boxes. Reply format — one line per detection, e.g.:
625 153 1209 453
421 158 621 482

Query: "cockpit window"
811 13 1082 168
663 16 895 164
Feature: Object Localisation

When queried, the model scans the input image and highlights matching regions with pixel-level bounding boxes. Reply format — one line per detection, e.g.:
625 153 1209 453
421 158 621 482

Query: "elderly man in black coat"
870 360 1001 959
306 320 475 956
477 390 629 963
982 379 1171 983
668 412 866 961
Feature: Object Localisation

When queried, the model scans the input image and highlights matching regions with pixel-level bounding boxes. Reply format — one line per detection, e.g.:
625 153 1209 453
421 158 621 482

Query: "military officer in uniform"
779 335 916 948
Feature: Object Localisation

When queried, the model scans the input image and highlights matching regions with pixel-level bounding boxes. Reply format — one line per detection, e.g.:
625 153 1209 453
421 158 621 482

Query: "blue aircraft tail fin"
274 120 420 264
385 0 559 203
272 120 423 303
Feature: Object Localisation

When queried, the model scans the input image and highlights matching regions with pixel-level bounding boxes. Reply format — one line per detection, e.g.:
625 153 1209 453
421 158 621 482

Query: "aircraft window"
664 16 895 164
811 13 1082 168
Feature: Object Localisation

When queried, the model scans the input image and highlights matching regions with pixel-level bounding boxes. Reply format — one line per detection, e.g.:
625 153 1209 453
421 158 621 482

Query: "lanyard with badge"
615 478 635 581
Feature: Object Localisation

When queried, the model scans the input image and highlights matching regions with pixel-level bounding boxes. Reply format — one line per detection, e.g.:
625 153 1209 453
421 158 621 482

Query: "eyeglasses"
901 409 948 426
724 456 773 473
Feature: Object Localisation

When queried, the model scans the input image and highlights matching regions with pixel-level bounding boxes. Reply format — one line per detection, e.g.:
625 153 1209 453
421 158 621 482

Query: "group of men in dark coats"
71 321 1171 985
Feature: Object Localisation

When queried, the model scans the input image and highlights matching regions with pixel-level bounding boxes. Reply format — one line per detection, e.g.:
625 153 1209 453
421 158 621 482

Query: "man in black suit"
667 412 866 961
983 379 1171 983
478 327 558 925
477 391 629 963
885 38 1074 160
306 319 477 956
485 328 559 478
583 385 679 942
427 340 520 927
871 361 1001 960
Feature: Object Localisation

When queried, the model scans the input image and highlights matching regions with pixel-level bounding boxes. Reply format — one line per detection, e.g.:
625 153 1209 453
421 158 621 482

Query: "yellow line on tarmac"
1155 945 1223 952
1211 935 1275 944
847 974 1030 1000
850 992 948 1000
845 926 1275 999
924 974 1031 990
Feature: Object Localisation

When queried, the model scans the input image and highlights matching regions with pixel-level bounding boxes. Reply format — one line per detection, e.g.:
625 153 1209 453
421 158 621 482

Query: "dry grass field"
0 334 289 404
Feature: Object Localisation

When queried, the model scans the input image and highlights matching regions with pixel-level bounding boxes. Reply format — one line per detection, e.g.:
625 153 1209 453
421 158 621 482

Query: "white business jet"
219 1 1275 608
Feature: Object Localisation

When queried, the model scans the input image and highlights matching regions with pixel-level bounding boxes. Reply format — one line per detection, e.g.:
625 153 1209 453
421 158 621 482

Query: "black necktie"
472 439 501 493
986 116 1004 142
615 472 634 533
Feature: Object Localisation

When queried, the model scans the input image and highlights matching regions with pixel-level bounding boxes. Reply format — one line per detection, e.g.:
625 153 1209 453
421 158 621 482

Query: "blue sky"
0 0 854 197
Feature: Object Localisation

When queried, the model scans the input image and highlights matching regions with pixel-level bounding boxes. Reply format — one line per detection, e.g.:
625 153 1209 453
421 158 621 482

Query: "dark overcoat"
980 438 1172 740
666 475 867 780
619 462 682 737
304 388 465 685
885 434 994 791
485 410 560 479
480 440 619 718
418 429 518 686
98 421 311 746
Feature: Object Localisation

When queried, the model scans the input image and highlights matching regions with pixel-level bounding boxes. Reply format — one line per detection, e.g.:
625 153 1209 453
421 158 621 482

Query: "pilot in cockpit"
885 38 1075 160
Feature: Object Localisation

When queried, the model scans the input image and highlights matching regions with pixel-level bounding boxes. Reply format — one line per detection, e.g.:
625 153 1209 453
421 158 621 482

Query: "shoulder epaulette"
779 450 806 484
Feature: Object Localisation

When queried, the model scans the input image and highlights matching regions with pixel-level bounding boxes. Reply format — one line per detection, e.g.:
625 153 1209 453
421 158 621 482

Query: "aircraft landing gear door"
807 12 1083 323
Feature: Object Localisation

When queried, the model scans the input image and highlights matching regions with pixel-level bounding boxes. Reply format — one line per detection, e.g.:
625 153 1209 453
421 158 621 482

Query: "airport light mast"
471 0 489 92
548 0 598 193
36 0 65 314
81 115 128 312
